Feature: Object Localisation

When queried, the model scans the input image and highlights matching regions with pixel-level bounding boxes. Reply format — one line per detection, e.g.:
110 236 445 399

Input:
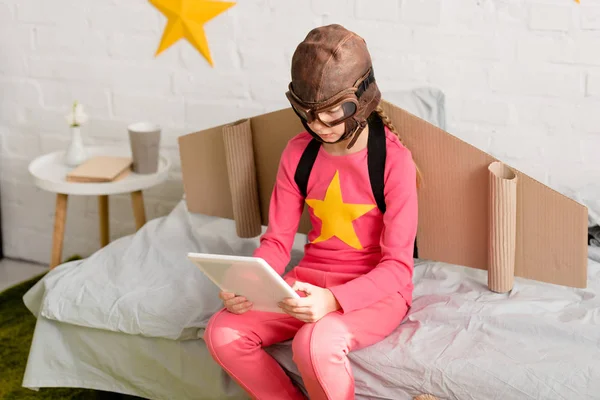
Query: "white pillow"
383 87 447 130
29 201 306 341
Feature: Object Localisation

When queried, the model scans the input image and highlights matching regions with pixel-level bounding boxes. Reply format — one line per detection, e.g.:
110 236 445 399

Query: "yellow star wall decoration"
306 171 376 250
149 0 236 67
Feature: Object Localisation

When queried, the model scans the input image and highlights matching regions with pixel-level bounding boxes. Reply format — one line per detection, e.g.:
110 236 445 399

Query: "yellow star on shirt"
306 171 376 250
149 0 236 66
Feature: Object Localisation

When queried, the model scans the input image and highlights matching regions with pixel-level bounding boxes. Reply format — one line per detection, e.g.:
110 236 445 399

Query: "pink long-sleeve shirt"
253 126 418 314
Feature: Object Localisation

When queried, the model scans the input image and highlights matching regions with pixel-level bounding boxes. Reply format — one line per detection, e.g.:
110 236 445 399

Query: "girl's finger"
230 304 252 314
239 305 253 314
292 307 313 314
220 292 236 300
230 301 252 312
281 297 312 308
292 281 314 295
228 301 249 311
281 308 314 322
280 304 312 314
224 296 247 307
280 308 299 319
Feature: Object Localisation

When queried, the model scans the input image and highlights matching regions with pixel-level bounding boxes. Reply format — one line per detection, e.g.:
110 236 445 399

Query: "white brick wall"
355 0 399 22
529 3 573 32
401 0 442 26
1 0 599 266
490 65 583 98
588 72 600 97
581 6 600 30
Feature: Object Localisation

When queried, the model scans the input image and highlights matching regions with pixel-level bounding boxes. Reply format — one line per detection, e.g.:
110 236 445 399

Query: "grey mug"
128 122 161 174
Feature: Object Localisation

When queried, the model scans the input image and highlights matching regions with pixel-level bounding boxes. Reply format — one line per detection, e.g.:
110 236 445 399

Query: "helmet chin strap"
343 119 368 149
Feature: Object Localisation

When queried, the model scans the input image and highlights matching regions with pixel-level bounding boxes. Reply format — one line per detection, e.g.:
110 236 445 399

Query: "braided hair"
374 105 423 189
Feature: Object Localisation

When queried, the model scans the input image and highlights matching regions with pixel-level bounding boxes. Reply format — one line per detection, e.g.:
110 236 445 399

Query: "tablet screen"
188 253 299 313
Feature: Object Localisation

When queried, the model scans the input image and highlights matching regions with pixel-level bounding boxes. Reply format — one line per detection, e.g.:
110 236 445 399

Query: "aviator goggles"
285 68 375 128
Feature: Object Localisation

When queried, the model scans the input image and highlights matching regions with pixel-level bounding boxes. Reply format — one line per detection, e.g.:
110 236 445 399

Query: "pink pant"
205 290 408 400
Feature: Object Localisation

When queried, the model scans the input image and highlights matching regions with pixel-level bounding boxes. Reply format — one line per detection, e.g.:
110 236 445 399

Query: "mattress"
22 316 248 400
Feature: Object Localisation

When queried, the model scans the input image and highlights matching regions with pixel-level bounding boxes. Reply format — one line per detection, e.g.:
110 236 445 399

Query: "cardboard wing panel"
381 101 491 272
178 123 234 220
179 101 588 288
380 100 588 288
517 173 588 287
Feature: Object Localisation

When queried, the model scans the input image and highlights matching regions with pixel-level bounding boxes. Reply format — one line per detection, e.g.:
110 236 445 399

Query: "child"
205 24 420 400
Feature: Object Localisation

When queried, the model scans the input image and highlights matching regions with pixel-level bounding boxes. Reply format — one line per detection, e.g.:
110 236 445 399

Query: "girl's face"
307 105 346 142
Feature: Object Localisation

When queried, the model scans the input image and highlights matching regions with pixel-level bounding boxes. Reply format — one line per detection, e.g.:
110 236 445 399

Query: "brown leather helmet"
286 24 381 149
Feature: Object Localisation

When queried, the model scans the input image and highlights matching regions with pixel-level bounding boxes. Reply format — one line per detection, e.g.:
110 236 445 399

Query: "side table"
28 146 171 269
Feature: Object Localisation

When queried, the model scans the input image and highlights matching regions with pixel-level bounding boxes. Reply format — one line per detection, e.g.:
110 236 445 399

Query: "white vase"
64 126 89 166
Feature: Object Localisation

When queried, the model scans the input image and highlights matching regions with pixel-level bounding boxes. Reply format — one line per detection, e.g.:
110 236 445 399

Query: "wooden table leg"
50 193 68 269
98 195 109 248
131 190 146 231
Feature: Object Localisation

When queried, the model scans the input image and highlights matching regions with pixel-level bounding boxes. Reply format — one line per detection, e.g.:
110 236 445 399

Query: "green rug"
0 272 142 400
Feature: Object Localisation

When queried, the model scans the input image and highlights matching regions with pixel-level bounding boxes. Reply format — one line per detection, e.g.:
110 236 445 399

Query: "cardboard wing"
178 100 588 289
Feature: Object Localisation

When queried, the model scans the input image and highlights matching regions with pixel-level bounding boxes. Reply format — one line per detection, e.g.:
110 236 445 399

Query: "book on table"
66 156 133 183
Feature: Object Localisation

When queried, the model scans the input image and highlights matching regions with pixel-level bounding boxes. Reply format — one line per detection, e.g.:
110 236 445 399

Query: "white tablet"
187 252 300 313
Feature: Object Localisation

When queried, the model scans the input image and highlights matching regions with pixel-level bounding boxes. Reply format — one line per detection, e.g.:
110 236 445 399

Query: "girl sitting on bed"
205 24 420 400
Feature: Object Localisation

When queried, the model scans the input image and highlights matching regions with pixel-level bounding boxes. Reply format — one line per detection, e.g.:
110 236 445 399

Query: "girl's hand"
220 291 253 314
278 281 341 323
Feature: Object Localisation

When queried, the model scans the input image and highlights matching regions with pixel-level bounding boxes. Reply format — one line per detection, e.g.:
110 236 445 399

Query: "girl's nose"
308 118 327 132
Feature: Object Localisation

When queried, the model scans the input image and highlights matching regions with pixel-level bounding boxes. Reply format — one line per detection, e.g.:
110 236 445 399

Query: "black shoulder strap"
368 114 419 259
367 114 387 214
294 138 321 197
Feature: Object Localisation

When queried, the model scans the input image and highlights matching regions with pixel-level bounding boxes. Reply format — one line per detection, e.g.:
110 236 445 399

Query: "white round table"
28 146 171 269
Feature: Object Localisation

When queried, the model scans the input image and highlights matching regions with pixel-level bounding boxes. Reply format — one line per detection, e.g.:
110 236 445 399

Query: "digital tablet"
187 252 300 313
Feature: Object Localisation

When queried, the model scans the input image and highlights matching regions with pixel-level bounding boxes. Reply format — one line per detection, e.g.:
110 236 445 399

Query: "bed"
21 88 600 399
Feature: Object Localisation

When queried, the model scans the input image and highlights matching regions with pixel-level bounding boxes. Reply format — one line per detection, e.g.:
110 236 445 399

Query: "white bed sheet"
270 255 600 400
